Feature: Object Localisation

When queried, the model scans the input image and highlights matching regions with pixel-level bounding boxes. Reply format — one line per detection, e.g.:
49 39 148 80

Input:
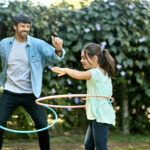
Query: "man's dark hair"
13 13 32 25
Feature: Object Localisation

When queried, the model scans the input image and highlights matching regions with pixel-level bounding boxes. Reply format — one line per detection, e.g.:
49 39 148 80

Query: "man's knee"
0 119 7 127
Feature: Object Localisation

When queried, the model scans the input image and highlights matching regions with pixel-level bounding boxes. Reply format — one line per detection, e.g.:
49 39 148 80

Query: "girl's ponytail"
99 49 115 77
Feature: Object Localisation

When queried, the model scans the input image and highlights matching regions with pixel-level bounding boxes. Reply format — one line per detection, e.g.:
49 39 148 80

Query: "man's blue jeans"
84 120 109 150
0 90 50 150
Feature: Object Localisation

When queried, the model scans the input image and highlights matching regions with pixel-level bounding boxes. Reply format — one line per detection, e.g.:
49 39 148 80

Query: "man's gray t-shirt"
4 39 33 93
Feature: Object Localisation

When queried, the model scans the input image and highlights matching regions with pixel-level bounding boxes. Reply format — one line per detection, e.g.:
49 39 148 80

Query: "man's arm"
51 36 63 57
39 36 65 63
0 40 2 54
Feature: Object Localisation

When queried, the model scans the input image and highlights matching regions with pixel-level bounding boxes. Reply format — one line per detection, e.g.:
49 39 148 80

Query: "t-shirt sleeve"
89 69 102 81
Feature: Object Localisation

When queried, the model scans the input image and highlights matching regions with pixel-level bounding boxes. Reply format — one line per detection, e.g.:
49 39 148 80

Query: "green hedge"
0 0 150 137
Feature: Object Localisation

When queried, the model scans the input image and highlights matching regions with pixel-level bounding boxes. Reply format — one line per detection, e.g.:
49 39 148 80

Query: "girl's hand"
51 67 66 77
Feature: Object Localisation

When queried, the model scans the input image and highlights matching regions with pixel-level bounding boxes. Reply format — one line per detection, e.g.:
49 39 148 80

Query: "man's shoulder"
28 36 50 48
28 35 43 43
0 37 13 43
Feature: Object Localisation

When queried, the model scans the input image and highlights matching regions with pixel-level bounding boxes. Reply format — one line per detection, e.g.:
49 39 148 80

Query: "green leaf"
135 73 143 85
138 46 148 53
110 46 117 53
116 53 126 63
137 61 146 69
83 33 93 40
108 35 115 45
145 89 150 97
67 54 76 62
127 59 134 67
128 19 133 25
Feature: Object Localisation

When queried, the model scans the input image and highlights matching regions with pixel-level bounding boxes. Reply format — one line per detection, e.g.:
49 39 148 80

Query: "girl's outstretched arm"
51 67 91 80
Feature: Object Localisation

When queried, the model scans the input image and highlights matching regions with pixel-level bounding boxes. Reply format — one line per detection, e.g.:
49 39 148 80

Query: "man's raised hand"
51 36 63 50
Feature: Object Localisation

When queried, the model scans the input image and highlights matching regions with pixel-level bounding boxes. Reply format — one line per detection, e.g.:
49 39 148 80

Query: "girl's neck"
92 64 100 70
92 66 105 75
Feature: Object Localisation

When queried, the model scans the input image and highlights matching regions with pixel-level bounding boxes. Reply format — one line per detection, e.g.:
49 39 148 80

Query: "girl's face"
81 50 98 69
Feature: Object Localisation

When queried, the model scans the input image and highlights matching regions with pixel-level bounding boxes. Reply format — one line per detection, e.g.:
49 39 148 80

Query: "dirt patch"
3 142 84 150
3 142 150 150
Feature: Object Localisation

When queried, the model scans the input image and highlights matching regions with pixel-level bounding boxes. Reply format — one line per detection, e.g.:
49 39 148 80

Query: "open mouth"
22 31 28 34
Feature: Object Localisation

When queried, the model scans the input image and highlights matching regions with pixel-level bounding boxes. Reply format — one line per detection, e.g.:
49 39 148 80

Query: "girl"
51 43 116 150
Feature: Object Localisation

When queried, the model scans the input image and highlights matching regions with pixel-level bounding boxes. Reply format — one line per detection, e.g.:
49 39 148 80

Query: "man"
0 13 65 150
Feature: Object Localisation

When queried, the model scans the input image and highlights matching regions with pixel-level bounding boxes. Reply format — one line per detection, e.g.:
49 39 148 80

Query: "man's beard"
19 31 28 39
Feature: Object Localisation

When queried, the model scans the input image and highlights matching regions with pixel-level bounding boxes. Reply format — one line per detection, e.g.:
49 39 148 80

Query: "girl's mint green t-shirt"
86 68 115 125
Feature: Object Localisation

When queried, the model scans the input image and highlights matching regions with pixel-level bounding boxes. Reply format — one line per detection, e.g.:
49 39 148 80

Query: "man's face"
13 22 31 39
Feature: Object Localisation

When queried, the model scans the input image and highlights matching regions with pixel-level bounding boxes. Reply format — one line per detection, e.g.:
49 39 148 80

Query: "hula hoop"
35 94 114 108
0 106 58 133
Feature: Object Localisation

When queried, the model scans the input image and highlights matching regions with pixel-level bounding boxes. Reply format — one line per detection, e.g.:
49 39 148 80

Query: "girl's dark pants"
84 120 109 150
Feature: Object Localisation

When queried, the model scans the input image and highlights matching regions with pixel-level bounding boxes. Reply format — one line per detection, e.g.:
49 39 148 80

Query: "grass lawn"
3 132 150 150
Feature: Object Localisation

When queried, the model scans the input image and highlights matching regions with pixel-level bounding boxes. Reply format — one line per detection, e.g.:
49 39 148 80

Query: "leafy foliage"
0 0 150 136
